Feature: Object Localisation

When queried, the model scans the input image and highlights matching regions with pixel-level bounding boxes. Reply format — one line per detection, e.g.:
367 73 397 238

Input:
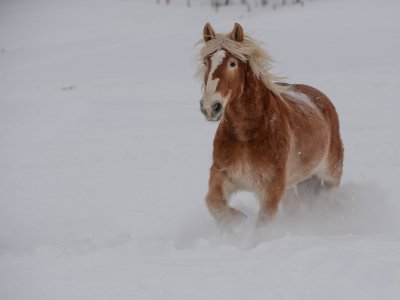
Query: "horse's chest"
226 162 257 191
229 164 255 191
214 130 274 191
220 147 266 191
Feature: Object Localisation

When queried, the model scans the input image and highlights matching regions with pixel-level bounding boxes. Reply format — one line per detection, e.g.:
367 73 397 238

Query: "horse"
197 23 344 227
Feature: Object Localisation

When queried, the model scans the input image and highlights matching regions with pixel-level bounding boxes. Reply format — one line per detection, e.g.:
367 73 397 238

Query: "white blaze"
203 49 226 107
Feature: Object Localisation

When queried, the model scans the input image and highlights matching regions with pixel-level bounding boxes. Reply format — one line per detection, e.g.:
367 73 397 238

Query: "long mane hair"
196 33 286 96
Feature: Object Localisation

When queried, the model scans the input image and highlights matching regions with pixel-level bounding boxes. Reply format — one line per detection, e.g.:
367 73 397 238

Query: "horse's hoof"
256 213 275 228
218 208 247 229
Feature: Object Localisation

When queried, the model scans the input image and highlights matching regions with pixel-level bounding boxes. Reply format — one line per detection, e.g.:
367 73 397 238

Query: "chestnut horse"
197 23 344 226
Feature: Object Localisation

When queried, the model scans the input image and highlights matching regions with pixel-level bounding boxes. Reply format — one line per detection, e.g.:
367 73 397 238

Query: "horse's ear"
203 23 216 42
230 23 244 42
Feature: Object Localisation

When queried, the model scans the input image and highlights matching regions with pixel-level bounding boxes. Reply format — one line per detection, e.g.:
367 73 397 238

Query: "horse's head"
199 23 247 121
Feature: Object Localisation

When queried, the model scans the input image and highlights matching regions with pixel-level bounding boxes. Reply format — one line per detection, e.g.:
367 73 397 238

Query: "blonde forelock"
195 33 287 96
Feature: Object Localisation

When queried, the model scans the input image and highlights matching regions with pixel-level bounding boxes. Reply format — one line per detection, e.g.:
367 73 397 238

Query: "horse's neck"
224 74 277 141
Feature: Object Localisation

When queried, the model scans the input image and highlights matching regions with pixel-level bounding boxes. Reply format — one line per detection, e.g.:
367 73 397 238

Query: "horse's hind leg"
297 175 324 195
313 154 343 194
323 106 344 188
321 139 344 189
281 186 303 216
205 165 246 227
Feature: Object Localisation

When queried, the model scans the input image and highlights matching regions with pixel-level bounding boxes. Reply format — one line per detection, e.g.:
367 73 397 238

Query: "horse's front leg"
257 173 285 225
205 165 246 227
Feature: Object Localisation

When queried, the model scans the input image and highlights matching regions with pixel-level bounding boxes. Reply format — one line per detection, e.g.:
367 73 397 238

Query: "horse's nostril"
212 102 222 113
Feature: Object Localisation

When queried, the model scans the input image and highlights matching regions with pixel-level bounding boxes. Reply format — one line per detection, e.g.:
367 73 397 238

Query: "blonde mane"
196 33 286 96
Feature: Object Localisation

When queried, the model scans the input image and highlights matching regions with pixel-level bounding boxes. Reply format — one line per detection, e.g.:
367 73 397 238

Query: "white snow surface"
1 0 400 299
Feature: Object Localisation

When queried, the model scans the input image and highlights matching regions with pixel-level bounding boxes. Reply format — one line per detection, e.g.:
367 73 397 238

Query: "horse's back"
287 84 339 124
278 83 334 116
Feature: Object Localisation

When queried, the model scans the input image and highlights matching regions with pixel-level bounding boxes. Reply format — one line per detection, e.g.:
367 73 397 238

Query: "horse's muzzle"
200 100 223 121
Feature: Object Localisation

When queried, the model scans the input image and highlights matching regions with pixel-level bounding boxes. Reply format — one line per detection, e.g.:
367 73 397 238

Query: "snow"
1 0 400 299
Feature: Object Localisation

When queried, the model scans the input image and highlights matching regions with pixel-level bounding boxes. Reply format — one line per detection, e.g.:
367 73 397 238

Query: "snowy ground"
1 0 400 299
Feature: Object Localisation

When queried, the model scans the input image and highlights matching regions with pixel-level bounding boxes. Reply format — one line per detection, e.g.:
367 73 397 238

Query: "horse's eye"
230 61 237 67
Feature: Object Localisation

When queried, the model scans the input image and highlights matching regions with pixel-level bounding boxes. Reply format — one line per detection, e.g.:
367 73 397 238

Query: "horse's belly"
286 155 327 188
285 122 330 188
286 132 329 188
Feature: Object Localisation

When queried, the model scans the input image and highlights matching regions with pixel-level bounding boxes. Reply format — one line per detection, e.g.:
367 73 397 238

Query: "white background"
1 0 400 299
